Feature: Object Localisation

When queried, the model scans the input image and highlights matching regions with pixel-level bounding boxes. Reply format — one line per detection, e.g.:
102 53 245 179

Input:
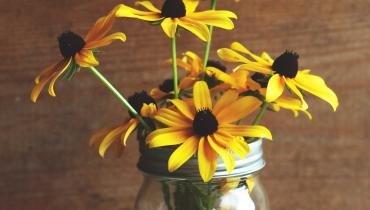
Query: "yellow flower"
217 42 339 111
115 0 237 41
146 81 272 182
206 67 260 92
31 6 126 102
90 92 157 157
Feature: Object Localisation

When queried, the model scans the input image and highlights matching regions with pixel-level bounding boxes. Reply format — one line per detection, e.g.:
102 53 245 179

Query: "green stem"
89 66 151 131
202 0 217 69
171 36 179 99
252 101 269 125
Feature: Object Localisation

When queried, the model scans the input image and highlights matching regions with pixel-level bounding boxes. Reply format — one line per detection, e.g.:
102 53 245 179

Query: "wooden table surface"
0 0 369 209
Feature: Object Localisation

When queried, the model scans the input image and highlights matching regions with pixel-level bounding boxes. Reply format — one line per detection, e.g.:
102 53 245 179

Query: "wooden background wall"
1 0 369 209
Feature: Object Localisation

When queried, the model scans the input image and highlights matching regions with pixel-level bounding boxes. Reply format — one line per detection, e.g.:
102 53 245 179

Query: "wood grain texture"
0 0 369 209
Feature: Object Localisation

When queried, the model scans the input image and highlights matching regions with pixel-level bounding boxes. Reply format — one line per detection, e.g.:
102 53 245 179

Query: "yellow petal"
75 49 99 67
179 76 197 89
216 96 262 124
284 78 308 109
84 5 121 43
234 63 273 74
260 52 274 64
266 74 285 102
146 127 193 148
275 95 306 111
31 59 69 103
193 81 212 110
135 1 161 13
219 124 272 140
89 127 112 147
213 90 239 115
178 17 210 42
246 176 255 193
293 71 339 111
115 4 162 21
183 0 199 13
206 67 235 86
154 108 192 127
187 10 236 30
99 125 125 157
169 99 195 119
208 136 235 174
230 136 250 159
168 136 198 172
84 32 126 49
198 137 217 182
161 18 178 38
48 58 72 97
122 119 139 145
230 42 271 66
183 51 203 75
217 48 251 63
215 133 250 159
34 62 60 84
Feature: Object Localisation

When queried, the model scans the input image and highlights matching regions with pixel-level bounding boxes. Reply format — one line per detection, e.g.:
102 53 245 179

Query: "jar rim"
137 139 265 181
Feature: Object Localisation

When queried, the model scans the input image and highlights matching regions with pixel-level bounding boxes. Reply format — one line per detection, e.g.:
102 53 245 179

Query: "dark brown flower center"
159 79 175 93
193 109 218 136
161 0 186 18
272 51 299 78
58 31 85 59
127 91 156 118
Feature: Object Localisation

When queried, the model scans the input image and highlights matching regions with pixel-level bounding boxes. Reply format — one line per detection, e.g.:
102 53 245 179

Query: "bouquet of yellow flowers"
31 0 338 209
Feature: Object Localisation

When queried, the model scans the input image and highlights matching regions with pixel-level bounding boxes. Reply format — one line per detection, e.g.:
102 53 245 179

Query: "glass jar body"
134 174 269 210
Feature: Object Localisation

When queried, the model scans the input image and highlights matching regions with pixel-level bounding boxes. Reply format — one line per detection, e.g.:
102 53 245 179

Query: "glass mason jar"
135 140 269 210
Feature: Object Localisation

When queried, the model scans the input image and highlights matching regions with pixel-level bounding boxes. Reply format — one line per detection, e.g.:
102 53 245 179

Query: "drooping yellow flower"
31 6 126 102
115 0 237 41
207 68 311 119
146 81 272 182
90 92 157 157
217 42 339 111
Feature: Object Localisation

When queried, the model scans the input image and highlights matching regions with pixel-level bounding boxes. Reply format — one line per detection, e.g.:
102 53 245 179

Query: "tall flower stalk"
203 0 218 68
171 35 179 99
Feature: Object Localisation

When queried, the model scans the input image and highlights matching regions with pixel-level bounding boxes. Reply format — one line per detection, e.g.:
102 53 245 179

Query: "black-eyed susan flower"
90 91 157 157
31 6 126 102
115 0 237 41
146 81 272 182
217 42 339 111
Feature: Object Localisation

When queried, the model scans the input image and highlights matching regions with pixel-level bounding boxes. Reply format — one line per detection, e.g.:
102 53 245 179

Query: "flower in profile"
115 0 237 41
146 81 272 182
217 42 339 111
31 6 126 102
90 91 156 157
